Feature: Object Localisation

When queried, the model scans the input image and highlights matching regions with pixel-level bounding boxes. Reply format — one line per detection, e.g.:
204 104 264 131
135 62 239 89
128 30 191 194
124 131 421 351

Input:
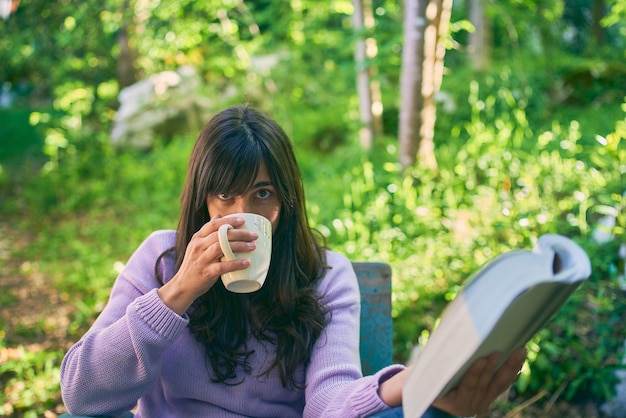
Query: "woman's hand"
377 348 526 414
432 347 527 416
157 216 258 315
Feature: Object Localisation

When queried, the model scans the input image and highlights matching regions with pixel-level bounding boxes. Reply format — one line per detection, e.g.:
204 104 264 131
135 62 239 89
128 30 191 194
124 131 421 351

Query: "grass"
0 107 46 165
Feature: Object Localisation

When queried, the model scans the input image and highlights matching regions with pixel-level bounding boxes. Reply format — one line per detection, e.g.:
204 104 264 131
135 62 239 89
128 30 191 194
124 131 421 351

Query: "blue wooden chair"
353 261 393 375
355 263 454 418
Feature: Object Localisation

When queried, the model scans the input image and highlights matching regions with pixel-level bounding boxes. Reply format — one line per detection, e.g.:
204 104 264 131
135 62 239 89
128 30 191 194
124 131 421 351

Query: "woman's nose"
230 198 251 214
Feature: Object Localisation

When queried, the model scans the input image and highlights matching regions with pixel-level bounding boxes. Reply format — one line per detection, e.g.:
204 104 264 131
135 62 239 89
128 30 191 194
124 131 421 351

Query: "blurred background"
0 0 624 416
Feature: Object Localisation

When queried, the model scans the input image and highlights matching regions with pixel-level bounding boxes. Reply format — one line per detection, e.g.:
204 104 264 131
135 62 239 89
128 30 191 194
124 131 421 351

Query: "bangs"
204 138 264 197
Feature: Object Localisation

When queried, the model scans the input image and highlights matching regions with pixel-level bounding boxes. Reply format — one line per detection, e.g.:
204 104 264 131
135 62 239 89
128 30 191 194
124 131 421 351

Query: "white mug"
217 213 272 293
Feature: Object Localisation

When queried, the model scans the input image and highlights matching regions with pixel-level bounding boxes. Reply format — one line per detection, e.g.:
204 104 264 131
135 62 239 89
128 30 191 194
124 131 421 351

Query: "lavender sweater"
60 230 405 417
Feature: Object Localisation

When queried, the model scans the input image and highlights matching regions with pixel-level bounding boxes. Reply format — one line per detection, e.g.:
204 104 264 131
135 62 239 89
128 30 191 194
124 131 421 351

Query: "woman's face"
206 161 281 232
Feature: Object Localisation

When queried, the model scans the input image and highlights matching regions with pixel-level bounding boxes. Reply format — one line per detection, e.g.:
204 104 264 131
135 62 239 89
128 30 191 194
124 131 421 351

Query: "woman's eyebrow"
251 181 273 189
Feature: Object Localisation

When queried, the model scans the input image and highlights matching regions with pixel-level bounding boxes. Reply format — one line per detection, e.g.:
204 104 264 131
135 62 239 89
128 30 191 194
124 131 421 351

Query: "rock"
110 66 212 150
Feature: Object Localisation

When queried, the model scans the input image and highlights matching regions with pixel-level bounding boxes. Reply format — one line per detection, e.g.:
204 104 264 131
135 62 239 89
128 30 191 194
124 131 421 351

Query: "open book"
402 234 592 418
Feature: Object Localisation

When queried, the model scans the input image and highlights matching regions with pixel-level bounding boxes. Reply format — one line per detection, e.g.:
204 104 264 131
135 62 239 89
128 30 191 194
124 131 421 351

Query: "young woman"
60 104 525 417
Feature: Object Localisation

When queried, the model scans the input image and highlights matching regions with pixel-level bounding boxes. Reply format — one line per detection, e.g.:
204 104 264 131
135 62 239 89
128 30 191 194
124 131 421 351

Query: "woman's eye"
218 193 231 200
256 189 271 199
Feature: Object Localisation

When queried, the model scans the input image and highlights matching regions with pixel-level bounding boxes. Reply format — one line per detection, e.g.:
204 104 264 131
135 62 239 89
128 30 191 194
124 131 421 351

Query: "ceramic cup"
217 213 272 293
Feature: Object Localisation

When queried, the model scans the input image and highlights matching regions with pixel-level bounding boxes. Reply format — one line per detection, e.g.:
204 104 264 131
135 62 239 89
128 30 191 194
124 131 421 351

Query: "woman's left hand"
432 347 527 416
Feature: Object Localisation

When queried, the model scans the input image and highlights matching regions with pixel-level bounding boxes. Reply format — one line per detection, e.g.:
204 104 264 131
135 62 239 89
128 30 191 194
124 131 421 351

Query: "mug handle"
218 223 236 260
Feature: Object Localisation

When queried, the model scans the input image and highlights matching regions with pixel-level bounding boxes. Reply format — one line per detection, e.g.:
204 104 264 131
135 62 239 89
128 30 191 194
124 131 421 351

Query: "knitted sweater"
60 230 405 417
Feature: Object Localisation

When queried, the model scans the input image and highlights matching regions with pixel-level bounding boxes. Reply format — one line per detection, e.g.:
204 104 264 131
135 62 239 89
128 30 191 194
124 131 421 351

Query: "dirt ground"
0 224 76 353
0 222 75 416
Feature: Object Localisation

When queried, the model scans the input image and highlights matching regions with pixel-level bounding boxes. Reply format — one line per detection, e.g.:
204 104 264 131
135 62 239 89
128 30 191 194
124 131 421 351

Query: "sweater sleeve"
60 231 188 416
303 252 406 418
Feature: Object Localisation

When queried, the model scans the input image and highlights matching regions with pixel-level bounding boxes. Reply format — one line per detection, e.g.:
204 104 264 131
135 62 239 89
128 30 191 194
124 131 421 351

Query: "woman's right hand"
157 216 258 315
432 348 527 416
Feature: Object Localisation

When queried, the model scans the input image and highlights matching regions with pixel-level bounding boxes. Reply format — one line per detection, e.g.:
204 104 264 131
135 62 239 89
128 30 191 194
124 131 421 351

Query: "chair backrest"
352 261 393 376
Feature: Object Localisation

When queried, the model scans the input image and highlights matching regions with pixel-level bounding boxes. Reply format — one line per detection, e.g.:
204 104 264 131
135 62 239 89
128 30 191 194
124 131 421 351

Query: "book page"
402 293 482 418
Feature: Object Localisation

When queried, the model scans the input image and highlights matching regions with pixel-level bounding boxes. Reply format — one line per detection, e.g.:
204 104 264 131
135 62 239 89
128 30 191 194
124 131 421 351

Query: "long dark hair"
158 104 328 389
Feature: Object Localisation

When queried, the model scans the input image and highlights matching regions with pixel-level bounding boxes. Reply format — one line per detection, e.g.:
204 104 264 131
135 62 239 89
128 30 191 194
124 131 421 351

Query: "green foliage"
0 342 64 417
0 0 119 102
519 239 625 402
307 88 626 404
0 108 45 164
2 112 189 322
0 137 190 415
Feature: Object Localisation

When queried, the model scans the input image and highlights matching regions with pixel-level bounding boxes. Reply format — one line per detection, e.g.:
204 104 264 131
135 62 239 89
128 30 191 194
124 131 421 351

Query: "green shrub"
308 88 626 405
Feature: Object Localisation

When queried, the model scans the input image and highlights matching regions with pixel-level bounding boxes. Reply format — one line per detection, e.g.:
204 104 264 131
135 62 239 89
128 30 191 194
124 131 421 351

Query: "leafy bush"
307 88 626 405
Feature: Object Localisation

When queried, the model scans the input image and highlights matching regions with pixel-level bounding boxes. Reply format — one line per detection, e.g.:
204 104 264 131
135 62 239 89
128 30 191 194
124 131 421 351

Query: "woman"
60 104 525 417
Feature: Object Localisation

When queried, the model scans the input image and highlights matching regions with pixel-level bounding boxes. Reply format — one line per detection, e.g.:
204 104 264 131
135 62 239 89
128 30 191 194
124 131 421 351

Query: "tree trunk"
399 0 427 170
363 0 384 136
353 0 374 150
468 0 491 72
419 0 452 172
591 0 606 46
117 0 139 88
399 0 450 172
